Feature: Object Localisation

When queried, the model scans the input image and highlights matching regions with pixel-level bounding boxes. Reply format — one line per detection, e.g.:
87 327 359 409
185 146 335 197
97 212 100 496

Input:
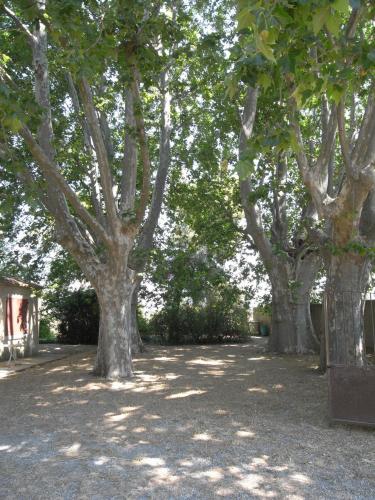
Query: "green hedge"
147 303 250 345
50 289 99 345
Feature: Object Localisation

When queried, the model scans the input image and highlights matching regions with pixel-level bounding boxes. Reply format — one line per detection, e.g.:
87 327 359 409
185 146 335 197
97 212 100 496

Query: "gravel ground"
0 338 374 499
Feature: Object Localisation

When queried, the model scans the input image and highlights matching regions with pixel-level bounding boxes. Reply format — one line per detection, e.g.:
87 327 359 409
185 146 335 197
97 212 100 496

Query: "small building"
0 277 41 361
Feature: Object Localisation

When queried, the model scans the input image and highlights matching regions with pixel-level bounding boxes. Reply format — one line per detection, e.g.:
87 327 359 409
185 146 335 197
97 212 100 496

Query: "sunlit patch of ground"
0 338 374 499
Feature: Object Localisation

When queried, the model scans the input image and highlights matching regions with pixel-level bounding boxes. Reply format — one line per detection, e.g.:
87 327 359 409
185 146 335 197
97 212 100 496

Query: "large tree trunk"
131 279 144 354
268 283 297 353
94 277 135 379
268 261 297 352
325 254 371 367
269 290 319 354
268 255 319 354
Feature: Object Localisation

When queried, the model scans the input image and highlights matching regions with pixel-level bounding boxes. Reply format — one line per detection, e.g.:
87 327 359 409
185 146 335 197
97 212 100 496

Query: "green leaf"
258 29 277 46
225 76 238 99
258 73 272 90
332 0 349 14
237 8 255 31
312 7 328 35
326 14 341 37
259 30 270 43
274 5 293 26
0 53 11 65
238 0 260 11
256 37 276 63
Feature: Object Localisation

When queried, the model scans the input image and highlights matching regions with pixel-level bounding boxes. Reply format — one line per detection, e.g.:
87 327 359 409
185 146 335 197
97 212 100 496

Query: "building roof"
0 276 42 290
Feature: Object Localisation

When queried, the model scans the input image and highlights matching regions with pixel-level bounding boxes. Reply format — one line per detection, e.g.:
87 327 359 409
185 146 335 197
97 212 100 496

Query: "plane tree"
0 0 185 378
236 87 322 353
237 0 375 363
207 2 324 353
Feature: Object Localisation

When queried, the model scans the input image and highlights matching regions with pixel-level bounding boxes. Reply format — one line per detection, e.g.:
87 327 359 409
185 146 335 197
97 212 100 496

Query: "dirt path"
0 339 374 499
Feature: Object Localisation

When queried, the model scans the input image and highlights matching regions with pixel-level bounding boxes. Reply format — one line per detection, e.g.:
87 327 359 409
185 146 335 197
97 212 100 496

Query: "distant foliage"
38 318 56 342
147 302 250 345
49 289 99 345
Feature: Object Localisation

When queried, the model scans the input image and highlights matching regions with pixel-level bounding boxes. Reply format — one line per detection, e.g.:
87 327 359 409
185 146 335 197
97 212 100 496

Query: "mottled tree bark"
325 255 371 367
268 283 296 353
294 253 321 353
268 253 320 354
95 276 135 378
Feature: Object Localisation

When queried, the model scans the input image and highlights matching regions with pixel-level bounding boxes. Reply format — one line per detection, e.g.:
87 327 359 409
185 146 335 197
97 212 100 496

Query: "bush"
50 289 99 345
147 302 250 345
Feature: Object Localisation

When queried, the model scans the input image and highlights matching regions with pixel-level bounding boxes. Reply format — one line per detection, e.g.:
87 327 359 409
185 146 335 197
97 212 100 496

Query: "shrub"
147 302 250 345
50 289 100 345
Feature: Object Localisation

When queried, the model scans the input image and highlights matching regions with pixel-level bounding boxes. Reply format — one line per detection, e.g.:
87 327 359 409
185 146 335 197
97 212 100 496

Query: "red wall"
6 296 29 337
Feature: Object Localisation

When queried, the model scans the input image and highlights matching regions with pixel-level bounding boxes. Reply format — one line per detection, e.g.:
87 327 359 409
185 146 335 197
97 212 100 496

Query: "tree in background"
145 223 249 344
237 87 321 353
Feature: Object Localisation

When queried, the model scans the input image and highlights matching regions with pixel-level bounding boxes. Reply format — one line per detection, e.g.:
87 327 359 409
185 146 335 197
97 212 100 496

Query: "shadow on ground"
0 338 374 499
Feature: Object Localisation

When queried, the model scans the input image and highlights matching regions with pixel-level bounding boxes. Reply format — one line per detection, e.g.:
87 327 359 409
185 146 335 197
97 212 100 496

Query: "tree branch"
315 103 337 175
352 88 375 170
131 68 152 227
137 68 171 260
54 223 103 286
97 78 115 161
239 87 258 151
66 72 104 223
239 87 274 266
337 98 353 175
289 112 312 182
1 4 36 44
78 78 119 234
19 125 111 246
120 88 137 215
290 102 337 218
345 7 362 39
271 154 288 249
